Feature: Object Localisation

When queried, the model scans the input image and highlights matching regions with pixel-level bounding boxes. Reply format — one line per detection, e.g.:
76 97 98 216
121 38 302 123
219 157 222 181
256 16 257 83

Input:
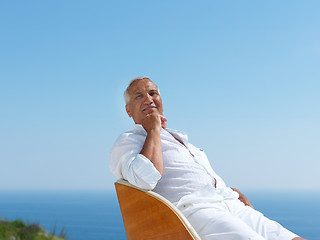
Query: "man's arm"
232 188 254 209
140 113 166 175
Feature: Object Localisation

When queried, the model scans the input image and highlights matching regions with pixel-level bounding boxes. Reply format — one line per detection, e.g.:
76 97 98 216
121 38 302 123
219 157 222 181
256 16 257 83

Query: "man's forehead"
129 79 158 93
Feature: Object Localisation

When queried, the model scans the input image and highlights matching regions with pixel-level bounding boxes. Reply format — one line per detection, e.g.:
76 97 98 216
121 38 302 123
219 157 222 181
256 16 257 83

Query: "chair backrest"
115 179 201 240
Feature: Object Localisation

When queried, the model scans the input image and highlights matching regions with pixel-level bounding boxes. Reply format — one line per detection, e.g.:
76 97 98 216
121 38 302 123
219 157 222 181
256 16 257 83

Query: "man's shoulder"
115 125 147 142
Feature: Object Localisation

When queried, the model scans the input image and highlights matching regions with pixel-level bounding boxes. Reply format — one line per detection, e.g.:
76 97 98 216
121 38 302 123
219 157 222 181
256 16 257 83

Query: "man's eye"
136 95 142 99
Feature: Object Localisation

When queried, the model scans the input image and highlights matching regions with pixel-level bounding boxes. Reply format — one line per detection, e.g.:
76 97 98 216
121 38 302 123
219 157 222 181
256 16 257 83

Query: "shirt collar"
133 124 145 131
167 128 189 144
132 124 189 144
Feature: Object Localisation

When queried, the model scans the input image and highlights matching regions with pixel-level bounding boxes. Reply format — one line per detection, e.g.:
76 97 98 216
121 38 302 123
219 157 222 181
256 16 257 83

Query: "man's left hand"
231 188 254 209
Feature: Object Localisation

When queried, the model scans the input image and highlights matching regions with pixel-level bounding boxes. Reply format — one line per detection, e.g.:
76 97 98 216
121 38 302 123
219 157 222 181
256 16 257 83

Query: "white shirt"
109 124 238 207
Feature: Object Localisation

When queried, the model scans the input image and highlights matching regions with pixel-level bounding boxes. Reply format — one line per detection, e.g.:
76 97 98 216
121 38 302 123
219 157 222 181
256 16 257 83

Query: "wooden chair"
115 179 201 240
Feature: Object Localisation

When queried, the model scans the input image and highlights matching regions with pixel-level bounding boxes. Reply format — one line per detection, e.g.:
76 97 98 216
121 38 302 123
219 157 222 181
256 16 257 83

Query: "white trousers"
179 198 298 240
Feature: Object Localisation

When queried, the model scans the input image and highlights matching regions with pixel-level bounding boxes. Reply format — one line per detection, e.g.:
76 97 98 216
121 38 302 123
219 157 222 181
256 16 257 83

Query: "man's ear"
125 105 132 118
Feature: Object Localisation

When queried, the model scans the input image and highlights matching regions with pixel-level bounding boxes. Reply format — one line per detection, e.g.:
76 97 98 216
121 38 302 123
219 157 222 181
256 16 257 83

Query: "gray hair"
124 76 160 105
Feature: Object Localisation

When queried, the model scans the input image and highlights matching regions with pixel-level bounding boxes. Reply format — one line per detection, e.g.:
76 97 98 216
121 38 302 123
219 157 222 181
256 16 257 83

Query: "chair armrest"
115 179 201 240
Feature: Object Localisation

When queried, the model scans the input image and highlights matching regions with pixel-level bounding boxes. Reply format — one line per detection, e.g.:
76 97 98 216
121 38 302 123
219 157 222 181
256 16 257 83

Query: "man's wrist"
147 128 161 135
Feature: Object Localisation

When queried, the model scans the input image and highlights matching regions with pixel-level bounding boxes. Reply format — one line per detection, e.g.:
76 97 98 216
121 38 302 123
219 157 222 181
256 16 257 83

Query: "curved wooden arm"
115 179 201 240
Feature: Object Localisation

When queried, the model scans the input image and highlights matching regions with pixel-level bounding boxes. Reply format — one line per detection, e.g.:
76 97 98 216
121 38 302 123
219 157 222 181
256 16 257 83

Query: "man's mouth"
143 106 157 112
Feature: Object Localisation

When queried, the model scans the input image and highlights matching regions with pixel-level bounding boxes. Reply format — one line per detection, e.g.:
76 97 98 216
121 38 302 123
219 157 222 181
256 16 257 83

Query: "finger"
246 201 254 209
160 115 167 122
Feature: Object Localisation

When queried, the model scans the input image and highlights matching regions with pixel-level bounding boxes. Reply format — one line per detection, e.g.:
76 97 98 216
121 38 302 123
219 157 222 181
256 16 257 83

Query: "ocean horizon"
0 189 319 240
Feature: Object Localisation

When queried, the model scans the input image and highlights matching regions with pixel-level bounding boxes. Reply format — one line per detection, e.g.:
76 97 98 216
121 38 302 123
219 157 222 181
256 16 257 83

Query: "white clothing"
180 199 298 240
109 124 238 204
109 125 298 240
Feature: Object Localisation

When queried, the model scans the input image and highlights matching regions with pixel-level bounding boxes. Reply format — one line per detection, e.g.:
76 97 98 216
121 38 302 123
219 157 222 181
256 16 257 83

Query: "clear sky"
1 0 319 190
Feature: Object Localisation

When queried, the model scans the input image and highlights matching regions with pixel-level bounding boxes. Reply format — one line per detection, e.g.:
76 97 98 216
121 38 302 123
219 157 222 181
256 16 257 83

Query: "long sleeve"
109 131 161 190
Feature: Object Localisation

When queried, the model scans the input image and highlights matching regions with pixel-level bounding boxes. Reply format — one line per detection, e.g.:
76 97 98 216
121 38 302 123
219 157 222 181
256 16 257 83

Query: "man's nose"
144 94 153 104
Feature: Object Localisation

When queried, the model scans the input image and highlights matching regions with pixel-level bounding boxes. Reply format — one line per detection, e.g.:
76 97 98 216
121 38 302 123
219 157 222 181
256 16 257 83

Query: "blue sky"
1 0 319 190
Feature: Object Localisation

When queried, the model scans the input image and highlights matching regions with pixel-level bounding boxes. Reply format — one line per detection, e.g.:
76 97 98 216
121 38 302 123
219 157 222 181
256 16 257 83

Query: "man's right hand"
142 114 167 133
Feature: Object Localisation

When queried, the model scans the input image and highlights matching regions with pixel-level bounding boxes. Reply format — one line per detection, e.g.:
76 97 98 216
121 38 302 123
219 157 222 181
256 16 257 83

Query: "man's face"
125 79 164 124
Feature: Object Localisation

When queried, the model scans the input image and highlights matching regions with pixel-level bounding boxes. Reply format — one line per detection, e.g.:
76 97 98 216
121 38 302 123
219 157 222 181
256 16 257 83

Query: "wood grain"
115 182 196 240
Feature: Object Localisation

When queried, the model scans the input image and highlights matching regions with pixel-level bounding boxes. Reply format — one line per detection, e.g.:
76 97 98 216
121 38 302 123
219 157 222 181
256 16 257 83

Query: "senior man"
109 77 305 240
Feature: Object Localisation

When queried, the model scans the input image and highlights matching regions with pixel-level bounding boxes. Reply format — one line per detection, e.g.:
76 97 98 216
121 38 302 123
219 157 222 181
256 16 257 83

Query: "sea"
0 189 319 240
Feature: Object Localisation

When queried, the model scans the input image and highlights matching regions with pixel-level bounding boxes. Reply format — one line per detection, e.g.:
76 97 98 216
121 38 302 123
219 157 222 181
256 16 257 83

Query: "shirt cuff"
129 154 162 190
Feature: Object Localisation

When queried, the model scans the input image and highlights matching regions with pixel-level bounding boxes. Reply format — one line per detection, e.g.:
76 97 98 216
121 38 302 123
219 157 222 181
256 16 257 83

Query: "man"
109 77 306 240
